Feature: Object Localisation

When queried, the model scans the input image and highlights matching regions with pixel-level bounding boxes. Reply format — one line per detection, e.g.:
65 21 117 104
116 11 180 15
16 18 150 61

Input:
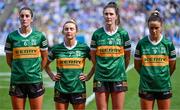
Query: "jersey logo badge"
31 39 37 45
76 51 81 57
22 39 29 46
153 49 157 54
108 38 113 45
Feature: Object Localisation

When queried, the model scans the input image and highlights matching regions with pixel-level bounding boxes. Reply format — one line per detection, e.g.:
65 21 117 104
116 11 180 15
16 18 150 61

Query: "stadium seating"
0 0 179 55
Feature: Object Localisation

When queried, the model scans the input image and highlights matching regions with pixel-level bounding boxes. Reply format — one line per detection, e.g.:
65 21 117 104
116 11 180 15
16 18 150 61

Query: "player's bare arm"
45 60 61 81
41 50 48 70
124 50 130 70
6 53 12 68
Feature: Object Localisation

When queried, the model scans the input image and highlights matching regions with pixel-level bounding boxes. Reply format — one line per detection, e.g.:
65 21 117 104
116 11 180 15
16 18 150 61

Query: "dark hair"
62 19 78 34
19 7 33 18
103 2 120 25
148 10 163 24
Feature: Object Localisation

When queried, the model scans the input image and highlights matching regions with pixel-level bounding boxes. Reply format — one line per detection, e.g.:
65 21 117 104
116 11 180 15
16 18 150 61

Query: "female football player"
90 2 131 110
134 10 176 110
5 7 48 110
45 19 94 110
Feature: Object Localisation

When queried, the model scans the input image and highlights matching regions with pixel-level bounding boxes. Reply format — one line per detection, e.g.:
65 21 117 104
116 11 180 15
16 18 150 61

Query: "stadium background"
0 0 179 109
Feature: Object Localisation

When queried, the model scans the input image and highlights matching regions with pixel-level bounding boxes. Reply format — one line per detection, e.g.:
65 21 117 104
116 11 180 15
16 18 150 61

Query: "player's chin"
66 36 74 40
21 24 30 28
105 21 113 25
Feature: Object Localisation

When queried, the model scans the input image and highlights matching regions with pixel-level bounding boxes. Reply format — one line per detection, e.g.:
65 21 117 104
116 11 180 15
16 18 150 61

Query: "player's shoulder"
138 36 149 45
53 42 63 48
77 41 88 46
6 30 19 41
116 27 129 39
161 36 173 45
93 27 104 35
8 30 18 36
77 42 90 49
32 29 44 35
50 43 63 51
117 27 128 34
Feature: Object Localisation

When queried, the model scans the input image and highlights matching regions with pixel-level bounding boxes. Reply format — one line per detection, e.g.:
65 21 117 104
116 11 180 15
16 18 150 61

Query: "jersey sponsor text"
142 55 169 66
96 46 124 57
56 58 85 69
13 47 40 59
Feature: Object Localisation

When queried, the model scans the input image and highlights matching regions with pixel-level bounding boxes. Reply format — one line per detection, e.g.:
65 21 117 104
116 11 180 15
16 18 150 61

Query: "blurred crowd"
0 1 5 14
0 0 179 54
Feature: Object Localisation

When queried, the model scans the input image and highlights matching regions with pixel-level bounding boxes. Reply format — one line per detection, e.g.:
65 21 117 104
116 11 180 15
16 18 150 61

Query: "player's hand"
51 73 61 81
79 73 87 81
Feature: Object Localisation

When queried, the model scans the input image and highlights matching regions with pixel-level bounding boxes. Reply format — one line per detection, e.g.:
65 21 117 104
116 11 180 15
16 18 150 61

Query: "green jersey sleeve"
40 32 48 50
169 42 176 60
123 31 131 51
134 41 141 60
48 46 55 61
90 32 97 50
86 45 91 59
4 35 13 53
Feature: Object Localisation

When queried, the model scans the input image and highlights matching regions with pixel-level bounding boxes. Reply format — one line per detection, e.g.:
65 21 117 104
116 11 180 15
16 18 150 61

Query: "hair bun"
68 18 76 24
151 10 160 16
107 2 117 6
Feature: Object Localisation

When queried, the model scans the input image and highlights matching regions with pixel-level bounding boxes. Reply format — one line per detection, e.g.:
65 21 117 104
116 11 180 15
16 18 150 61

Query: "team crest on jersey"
68 51 74 57
107 38 121 45
76 51 81 57
153 49 157 54
107 38 113 45
31 39 37 45
160 47 166 54
22 39 29 46
116 38 122 45
142 49 150 54
152 47 158 54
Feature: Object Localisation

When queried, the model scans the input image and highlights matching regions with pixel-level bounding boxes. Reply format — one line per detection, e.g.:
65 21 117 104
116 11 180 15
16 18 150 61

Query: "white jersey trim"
5 50 12 53
134 57 141 60
90 48 96 50
169 58 176 61
48 57 53 62
103 26 118 36
148 34 163 45
125 48 131 51
18 28 32 38
40 47 48 51
64 40 77 50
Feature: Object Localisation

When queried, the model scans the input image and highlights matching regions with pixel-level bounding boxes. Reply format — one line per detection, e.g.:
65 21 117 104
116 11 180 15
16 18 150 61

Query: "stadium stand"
0 0 179 55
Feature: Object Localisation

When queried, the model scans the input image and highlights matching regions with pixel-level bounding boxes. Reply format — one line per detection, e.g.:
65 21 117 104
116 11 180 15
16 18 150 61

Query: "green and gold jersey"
4 29 48 84
134 35 176 92
90 27 131 81
48 41 90 93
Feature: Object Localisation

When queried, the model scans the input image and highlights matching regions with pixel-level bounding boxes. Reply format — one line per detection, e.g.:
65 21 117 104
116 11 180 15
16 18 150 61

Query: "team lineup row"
4 2 176 110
